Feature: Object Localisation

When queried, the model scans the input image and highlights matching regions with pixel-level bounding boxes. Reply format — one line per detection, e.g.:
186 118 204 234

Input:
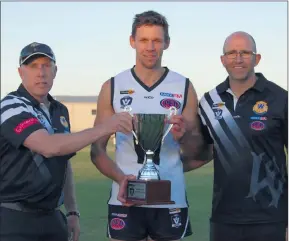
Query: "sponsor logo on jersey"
160 92 182 98
212 102 225 108
111 213 128 218
110 218 125 230
120 89 135 95
14 118 40 134
169 208 181 214
160 98 181 109
253 101 268 115
120 96 133 108
250 121 265 131
144 96 154 99
250 116 267 121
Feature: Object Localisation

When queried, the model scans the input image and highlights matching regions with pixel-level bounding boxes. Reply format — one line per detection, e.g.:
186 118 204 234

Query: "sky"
1 2 288 99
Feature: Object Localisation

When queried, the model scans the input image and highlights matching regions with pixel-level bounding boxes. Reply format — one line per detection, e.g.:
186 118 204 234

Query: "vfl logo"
120 96 133 108
246 152 285 208
250 121 265 131
253 101 268 115
171 214 182 228
213 108 223 120
212 102 224 120
160 98 181 109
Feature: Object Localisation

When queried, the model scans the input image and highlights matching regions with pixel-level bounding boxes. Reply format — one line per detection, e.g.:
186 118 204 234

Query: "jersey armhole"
182 78 190 112
110 77 114 109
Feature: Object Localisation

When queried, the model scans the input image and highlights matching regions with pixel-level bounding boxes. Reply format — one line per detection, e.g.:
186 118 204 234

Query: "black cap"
19 42 56 66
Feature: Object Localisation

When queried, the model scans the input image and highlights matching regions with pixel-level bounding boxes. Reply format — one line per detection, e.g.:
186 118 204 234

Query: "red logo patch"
160 98 181 109
110 218 125 230
250 121 265 131
14 118 40 134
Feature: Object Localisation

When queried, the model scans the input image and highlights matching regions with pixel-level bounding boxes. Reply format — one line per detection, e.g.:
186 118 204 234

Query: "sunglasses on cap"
19 42 56 66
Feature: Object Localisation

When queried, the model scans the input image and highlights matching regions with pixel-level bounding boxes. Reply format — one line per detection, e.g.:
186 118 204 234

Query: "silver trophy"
123 106 177 204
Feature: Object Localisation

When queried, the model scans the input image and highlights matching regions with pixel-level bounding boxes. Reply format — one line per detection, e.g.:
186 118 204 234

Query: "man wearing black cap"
0 42 133 241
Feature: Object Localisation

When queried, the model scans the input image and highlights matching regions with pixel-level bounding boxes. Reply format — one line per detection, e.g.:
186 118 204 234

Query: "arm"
63 160 78 213
282 96 288 150
181 94 215 172
24 126 112 158
63 160 81 241
0 98 131 159
179 81 211 160
90 79 125 184
182 144 213 172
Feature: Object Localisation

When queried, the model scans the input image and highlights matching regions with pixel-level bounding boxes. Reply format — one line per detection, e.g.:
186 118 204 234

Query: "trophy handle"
161 106 177 144
123 106 139 144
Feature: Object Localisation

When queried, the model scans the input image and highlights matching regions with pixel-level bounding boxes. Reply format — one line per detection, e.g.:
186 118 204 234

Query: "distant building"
54 96 97 132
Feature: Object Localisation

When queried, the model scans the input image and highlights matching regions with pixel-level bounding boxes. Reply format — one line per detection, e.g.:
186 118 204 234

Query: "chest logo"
60 116 69 129
120 96 133 108
212 102 225 120
253 101 268 115
171 214 182 228
160 98 181 109
250 121 265 131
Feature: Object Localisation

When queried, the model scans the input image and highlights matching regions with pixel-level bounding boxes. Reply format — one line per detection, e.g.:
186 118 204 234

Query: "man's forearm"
90 142 125 184
181 139 213 172
63 161 78 212
179 130 206 159
182 156 211 172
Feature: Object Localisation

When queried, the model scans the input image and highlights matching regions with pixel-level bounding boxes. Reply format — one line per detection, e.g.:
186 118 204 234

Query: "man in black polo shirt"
184 31 287 241
0 42 133 241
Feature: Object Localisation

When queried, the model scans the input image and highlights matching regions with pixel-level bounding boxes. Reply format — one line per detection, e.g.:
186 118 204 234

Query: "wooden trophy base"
126 179 175 205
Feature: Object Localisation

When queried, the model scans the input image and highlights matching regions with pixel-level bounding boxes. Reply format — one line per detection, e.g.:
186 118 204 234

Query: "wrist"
115 173 126 185
66 210 80 218
94 124 109 139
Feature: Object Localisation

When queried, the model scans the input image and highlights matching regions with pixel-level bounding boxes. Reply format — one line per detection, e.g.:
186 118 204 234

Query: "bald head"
223 31 257 54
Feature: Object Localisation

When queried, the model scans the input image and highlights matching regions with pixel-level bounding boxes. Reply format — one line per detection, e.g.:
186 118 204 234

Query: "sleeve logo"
14 118 40 134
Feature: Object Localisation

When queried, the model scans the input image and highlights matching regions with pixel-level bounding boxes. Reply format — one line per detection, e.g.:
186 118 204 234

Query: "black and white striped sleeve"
0 96 44 148
198 96 214 144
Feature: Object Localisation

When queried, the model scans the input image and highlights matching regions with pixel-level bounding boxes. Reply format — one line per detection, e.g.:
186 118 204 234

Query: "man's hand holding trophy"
117 106 187 206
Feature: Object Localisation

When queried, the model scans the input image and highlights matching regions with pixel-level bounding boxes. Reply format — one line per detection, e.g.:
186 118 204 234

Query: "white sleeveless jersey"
109 67 189 208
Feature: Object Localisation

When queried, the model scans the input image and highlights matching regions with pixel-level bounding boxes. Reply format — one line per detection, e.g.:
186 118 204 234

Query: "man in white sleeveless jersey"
90 10 205 241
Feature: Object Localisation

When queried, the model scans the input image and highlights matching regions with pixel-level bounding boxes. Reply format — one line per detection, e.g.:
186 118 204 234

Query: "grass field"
70 143 213 241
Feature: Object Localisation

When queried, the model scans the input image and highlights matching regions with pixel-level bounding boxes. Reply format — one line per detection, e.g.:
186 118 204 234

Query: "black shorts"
210 221 287 241
0 207 68 241
107 205 192 241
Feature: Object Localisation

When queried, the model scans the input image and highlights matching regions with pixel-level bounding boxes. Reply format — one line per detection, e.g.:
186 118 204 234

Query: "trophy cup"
124 106 177 205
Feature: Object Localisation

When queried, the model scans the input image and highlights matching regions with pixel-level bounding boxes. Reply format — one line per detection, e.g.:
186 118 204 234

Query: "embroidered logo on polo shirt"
250 121 265 131
14 118 40 134
212 102 225 120
253 101 268 115
60 116 69 128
